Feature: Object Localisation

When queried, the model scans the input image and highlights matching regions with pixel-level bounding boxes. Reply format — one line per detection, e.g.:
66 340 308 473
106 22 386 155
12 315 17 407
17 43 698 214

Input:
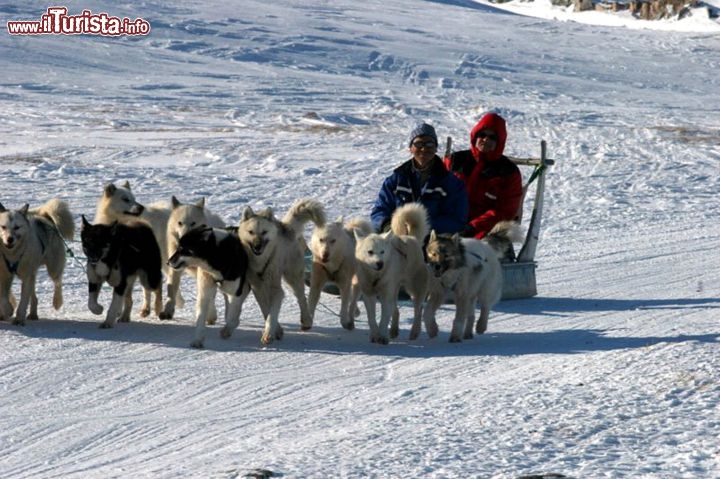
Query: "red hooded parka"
443 113 523 239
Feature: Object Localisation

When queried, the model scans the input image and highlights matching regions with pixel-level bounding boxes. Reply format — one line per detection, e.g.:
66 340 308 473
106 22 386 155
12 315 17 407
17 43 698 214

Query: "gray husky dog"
423 221 520 342
0 199 74 325
237 198 326 345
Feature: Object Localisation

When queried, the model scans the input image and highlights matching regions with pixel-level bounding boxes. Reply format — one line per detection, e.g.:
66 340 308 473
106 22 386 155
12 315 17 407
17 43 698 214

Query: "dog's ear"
200 227 215 245
104 183 117 197
195 197 205 209
241 206 254 221
171 196 181 209
335 215 343 224
429 229 438 243
121 180 131 190
451 233 461 244
81 214 92 229
0 202 5 212
19 204 30 216
258 207 274 219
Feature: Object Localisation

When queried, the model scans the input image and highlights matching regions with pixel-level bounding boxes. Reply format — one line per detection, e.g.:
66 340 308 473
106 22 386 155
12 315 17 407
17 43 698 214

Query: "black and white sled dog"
162 196 225 321
308 215 373 330
94 181 171 316
351 203 431 344
168 227 250 349
0 200 74 325
80 216 163 328
423 221 520 342
237 198 326 345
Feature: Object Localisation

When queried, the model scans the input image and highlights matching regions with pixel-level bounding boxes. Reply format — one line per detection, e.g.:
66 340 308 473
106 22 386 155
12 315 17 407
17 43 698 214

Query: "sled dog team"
0 182 519 347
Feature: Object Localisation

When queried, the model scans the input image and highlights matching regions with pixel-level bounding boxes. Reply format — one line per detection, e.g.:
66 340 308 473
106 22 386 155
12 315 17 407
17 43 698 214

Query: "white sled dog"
168 227 250 349
423 221 520 342
352 203 430 344
163 196 225 321
0 199 74 325
308 215 372 330
237 198 326 345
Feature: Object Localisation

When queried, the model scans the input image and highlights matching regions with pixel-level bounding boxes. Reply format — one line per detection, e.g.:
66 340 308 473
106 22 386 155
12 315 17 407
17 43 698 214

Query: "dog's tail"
390 203 429 243
484 220 522 258
282 198 327 235
345 217 373 239
32 198 75 240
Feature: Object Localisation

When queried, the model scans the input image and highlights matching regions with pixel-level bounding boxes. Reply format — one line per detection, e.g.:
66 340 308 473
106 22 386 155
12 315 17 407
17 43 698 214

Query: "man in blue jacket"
371 123 468 236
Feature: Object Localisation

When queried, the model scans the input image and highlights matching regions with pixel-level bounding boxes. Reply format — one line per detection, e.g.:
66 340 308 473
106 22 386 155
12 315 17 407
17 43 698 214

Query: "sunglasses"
411 140 437 149
476 131 498 141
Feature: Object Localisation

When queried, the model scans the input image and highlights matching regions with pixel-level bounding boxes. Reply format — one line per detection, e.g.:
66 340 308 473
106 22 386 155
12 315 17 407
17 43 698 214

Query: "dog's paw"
11 318 26 327
220 327 233 339
448 335 462 343
88 303 104 315
158 311 173 320
426 322 439 338
260 333 274 345
275 326 284 340
99 321 114 329
118 315 131 323
139 307 151 318
27 313 39 321
341 319 355 331
408 325 421 341
190 339 204 349
206 316 217 325
463 332 473 340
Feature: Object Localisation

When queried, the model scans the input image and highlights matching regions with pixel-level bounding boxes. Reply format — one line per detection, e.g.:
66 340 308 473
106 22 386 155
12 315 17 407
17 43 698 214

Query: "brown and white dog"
237 198 326 345
0 199 74 325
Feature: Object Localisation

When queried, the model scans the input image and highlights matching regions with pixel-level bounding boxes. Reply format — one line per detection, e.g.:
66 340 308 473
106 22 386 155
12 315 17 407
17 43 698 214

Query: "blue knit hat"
408 123 438 146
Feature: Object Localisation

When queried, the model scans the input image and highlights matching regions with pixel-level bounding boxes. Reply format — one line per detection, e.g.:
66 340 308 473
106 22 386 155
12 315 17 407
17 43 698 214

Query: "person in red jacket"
444 112 523 242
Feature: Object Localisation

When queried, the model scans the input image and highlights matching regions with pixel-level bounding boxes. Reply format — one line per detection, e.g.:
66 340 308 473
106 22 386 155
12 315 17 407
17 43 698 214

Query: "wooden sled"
304 140 554 300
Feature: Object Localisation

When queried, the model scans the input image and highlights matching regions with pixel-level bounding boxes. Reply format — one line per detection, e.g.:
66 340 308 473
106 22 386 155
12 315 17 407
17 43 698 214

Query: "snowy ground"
1 1 719 478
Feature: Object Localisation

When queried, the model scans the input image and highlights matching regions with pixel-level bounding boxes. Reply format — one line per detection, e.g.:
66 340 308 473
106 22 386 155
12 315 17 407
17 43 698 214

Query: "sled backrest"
507 140 554 262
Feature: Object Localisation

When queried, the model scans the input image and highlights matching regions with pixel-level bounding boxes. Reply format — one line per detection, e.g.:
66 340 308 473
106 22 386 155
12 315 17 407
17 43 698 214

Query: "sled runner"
304 140 554 300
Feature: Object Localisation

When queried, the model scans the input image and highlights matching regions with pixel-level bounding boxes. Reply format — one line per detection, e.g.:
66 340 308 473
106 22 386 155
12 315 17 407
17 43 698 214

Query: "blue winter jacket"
371 156 468 235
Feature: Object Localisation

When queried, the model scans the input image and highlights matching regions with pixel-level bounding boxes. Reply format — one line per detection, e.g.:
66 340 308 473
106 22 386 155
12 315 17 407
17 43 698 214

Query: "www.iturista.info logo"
7 7 151 36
